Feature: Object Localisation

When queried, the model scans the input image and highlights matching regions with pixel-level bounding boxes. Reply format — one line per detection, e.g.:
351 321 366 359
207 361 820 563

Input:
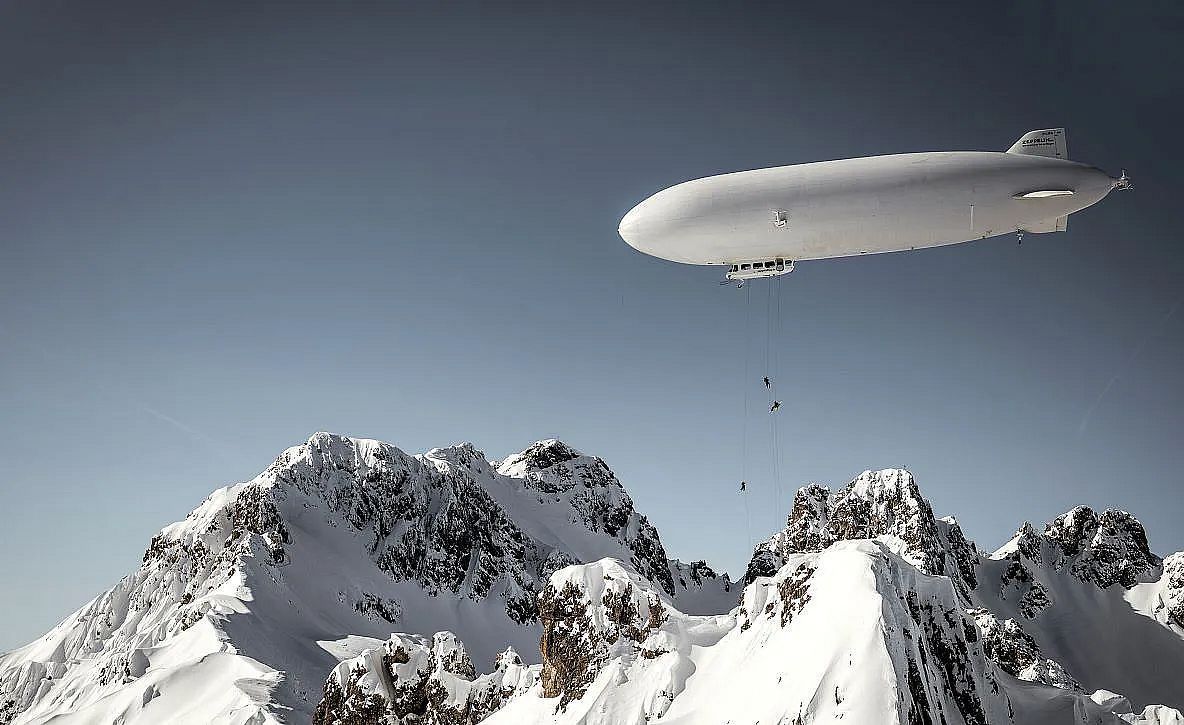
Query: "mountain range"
2 433 1181 725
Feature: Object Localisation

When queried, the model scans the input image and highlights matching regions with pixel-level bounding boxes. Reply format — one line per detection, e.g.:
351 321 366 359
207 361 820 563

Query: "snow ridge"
314 465 1184 725
3 438 1183 725
0 433 731 725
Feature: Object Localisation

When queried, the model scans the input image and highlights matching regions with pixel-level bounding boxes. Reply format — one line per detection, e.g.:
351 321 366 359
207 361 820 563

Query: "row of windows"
730 258 786 272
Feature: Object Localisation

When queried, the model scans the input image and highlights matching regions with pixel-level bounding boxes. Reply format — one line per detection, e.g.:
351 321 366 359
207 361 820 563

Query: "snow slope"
508 544 1017 725
4 440 1182 725
0 434 732 725
312 468 1184 725
979 510 1184 710
325 546 1170 725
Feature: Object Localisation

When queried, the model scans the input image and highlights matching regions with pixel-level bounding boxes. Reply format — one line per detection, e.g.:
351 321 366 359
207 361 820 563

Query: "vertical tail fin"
1006 128 1068 159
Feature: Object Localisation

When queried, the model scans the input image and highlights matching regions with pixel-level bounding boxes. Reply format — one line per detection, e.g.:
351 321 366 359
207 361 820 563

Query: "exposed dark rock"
777 563 814 627
312 633 536 725
0 699 17 725
311 664 390 725
1043 507 1160 589
538 565 669 710
996 552 1054 619
1160 553 1184 630
539 581 602 707
968 609 1079 690
745 470 978 594
904 592 989 725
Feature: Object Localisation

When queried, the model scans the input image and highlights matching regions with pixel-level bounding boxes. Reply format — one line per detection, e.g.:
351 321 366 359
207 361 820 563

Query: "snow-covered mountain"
3 436 1182 725
0 433 732 725
309 468 1184 725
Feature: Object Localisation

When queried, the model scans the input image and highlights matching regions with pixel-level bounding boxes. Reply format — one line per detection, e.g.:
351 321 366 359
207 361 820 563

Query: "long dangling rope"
771 274 784 519
741 283 753 548
765 279 783 517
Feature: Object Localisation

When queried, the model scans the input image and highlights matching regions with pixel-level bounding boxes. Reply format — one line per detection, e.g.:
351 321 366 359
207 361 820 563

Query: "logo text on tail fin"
1007 128 1068 159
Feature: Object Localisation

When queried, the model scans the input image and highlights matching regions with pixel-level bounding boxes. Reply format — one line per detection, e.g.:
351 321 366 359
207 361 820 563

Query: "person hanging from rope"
770 400 781 413
739 480 747 492
763 376 771 389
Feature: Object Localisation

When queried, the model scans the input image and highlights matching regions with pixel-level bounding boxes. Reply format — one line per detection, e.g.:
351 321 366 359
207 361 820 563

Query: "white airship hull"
619 148 1120 271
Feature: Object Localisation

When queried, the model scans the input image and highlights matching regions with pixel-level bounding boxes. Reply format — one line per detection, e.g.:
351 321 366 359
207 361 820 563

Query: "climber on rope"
770 400 781 413
763 376 771 389
740 480 747 492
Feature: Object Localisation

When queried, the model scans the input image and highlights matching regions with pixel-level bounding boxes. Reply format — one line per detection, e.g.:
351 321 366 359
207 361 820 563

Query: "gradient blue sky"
2 2 1182 650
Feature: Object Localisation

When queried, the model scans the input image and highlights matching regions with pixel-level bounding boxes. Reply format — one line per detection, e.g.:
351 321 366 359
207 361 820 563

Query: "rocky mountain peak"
782 483 832 550
278 431 409 476
7 442 1184 725
258 432 683 612
996 505 1162 592
1042 507 1159 589
1003 522 1045 564
424 441 489 471
0 432 732 725
1045 506 1101 558
745 469 978 594
495 439 582 478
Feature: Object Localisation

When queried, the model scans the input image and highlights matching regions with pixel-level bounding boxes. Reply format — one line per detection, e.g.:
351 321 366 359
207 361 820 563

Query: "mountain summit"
0 433 731 724
2 439 1182 725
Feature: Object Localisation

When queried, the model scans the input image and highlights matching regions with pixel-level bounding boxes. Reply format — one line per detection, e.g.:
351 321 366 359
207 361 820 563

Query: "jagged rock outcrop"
989 523 1056 618
985 505 1159 606
982 506 1161 638
968 608 1080 690
536 559 679 709
745 470 979 595
667 559 728 594
1150 553 1184 633
492 439 678 596
311 632 537 725
1042 507 1160 589
268 434 679 617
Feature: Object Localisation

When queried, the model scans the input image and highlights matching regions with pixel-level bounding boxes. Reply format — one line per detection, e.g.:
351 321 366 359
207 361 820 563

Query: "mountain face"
0 434 732 725
978 506 1184 709
743 471 980 593
2 437 1182 725
309 468 1184 725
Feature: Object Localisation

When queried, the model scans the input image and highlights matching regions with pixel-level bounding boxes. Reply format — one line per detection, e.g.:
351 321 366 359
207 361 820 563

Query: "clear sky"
2 1 1182 651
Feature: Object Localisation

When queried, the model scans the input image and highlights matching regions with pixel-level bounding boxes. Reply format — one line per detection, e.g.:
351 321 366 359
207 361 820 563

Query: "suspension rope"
765 277 773 377
741 283 753 548
771 275 784 517
742 283 752 472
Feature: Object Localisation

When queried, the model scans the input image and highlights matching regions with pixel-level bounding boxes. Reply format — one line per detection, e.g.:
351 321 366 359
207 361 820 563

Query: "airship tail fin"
1007 128 1069 159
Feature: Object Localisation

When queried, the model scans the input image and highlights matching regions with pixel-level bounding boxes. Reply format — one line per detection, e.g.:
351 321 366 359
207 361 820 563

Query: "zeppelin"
618 129 1129 280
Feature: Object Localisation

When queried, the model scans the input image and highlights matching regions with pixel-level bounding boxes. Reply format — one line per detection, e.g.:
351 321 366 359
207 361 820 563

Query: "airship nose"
618 202 648 249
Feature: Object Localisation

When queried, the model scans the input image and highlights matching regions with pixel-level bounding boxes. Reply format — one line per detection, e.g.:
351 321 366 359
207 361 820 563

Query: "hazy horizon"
2 1 1182 651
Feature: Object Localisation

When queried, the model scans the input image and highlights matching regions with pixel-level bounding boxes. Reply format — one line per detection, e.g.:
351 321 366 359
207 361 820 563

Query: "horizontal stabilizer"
1023 215 1068 234
1007 128 1068 159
